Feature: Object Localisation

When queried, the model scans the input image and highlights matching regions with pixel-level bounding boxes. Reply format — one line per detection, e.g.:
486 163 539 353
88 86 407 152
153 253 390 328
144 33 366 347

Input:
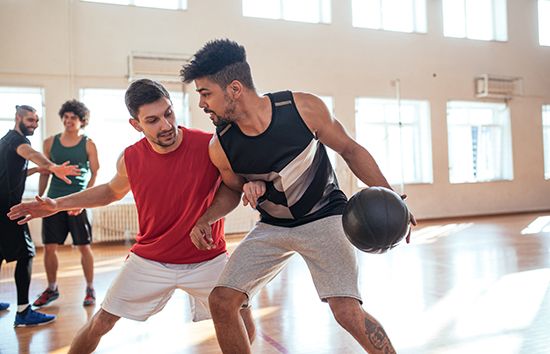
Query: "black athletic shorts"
0 210 36 262
42 210 93 246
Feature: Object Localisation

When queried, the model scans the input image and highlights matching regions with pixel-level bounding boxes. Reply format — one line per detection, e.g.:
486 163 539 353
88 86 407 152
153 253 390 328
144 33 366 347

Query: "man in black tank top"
0 105 80 327
182 39 416 354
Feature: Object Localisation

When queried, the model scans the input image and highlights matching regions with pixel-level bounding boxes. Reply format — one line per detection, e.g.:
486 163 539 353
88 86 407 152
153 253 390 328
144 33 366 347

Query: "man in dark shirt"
182 39 416 354
0 104 79 327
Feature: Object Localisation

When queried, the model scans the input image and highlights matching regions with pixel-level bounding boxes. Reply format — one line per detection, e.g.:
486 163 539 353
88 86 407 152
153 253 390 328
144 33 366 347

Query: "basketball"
342 187 410 253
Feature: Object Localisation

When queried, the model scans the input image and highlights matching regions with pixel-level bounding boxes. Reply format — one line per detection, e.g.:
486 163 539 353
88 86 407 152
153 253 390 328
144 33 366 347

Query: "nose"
160 117 173 130
199 97 207 109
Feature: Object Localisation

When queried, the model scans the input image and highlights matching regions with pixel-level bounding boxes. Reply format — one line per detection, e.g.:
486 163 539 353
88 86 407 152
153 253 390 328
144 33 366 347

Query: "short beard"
212 115 232 127
19 121 34 136
212 93 237 127
154 126 177 147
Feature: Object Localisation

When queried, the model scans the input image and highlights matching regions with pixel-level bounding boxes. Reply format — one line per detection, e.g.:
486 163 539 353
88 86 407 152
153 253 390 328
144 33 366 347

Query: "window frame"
242 0 332 24
81 0 187 11
539 0 550 46
354 97 433 186
352 0 427 33
442 0 508 41
446 101 513 184
543 104 550 180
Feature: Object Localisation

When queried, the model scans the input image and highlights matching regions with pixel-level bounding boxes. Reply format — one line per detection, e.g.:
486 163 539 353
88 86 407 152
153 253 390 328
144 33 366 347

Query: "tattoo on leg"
364 317 395 354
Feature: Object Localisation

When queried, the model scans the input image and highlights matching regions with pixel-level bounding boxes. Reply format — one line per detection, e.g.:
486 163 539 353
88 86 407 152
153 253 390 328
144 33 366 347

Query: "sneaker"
33 287 59 307
14 307 56 327
83 288 96 307
0 302 9 311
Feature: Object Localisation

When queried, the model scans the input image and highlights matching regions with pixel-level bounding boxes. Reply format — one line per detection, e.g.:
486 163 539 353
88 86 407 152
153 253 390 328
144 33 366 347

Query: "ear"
128 118 143 132
228 80 244 98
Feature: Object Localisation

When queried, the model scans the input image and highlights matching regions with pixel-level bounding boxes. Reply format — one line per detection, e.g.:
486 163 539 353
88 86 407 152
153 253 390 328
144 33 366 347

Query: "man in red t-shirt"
8 79 255 354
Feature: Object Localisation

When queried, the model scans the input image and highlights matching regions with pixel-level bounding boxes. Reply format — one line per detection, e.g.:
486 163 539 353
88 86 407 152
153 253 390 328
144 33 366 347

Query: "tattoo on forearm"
364 317 396 354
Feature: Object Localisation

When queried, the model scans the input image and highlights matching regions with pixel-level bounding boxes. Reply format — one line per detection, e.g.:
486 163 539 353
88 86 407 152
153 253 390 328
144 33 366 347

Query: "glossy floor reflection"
1 212 549 353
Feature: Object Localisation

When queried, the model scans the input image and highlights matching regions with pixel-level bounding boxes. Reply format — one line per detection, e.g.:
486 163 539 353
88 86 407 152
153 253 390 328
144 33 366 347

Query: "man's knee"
209 287 246 314
44 244 58 254
77 244 93 255
89 310 119 336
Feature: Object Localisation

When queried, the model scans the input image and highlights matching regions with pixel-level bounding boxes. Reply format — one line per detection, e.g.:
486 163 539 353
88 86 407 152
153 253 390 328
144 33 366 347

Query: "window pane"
80 89 139 193
466 0 493 40
243 0 281 19
543 105 550 179
0 87 45 197
383 0 414 32
443 0 507 41
82 0 186 10
284 0 321 23
82 0 130 5
539 0 550 46
134 0 185 10
443 0 466 37
355 98 432 185
352 0 381 28
243 0 330 23
170 91 190 127
447 101 513 183
353 0 426 33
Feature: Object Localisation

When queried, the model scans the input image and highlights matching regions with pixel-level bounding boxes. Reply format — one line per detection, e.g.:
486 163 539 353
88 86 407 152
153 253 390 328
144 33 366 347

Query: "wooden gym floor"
1 211 549 354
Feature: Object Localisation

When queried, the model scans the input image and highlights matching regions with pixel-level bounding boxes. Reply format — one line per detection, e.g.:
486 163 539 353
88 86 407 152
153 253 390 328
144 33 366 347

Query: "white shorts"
102 252 228 322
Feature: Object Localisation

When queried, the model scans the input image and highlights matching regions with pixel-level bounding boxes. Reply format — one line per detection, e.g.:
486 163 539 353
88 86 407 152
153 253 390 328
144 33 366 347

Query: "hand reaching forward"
67 209 84 216
50 161 81 184
7 196 59 225
242 181 266 209
400 194 417 243
189 217 216 250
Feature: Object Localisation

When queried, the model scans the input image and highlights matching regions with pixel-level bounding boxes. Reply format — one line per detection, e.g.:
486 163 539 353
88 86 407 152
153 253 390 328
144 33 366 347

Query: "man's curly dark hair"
58 99 90 128
181 39 255 90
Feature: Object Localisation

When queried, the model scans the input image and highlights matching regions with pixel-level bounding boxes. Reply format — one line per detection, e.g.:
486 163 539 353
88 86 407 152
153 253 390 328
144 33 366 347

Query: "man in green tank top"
33 100 100 307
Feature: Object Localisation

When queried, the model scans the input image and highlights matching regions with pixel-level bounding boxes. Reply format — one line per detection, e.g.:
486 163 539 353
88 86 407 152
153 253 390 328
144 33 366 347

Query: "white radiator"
91 204 138 243
91 203 257 243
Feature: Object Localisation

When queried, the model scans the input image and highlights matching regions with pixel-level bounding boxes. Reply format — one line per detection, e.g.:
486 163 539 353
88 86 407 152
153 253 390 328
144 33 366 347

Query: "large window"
442 0 507 41
0 87 45 197
352 0 427 33
242 0 331 24
355 98 432 186
447 101 513 183
539 0 550 46
79 88 189 192
82 0 187 10
543 105 550 179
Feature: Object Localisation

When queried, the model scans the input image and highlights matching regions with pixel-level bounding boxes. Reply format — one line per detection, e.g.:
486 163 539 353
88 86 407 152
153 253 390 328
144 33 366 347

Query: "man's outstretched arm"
8 153 131 224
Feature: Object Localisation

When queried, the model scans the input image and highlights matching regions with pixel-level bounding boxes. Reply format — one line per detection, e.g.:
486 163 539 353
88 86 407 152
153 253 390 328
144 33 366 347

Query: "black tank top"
216 90 347 227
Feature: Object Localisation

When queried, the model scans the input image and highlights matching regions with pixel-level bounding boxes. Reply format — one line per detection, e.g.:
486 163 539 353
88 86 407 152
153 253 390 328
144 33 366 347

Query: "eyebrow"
196 88 209 93
144 106 172 120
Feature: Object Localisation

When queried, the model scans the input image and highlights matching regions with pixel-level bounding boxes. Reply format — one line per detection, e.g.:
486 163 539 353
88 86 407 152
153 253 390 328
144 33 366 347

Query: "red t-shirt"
124 127 226 264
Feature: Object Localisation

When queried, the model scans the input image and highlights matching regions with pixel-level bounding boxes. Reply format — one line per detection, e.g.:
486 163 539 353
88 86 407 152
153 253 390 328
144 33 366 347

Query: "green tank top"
47 134 91 198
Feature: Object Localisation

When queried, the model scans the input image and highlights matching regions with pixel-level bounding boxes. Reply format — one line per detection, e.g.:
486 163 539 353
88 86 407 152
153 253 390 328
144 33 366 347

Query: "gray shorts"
217 215 361 305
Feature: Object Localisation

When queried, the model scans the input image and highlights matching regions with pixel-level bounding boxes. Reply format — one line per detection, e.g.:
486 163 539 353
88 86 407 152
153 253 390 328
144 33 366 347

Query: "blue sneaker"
0 302 9 311
14 308 56 327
